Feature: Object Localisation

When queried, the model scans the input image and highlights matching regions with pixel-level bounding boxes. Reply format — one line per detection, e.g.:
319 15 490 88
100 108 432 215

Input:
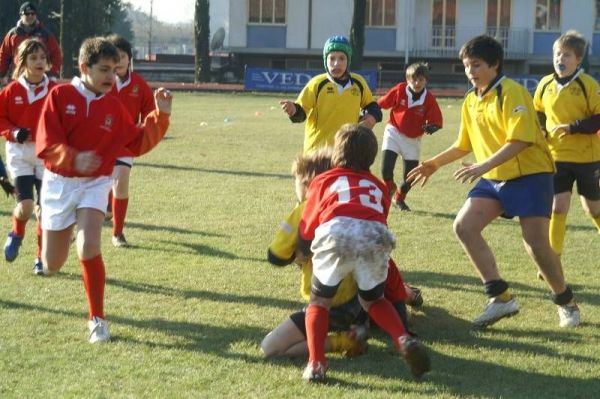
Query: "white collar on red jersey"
404 84 427 108
115 71 132 92
71 76 106 101
17 74 49 104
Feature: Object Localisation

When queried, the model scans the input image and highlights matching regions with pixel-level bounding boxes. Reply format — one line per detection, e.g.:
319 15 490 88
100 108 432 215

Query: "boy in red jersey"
0 39 56 274
298 124 430 382
106 34 155 248
35 37 172 343
378 62 443 211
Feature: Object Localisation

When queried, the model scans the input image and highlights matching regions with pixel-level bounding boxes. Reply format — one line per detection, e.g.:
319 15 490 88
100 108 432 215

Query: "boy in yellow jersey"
533 30 600 257
280 36 382 154
408 35 580 329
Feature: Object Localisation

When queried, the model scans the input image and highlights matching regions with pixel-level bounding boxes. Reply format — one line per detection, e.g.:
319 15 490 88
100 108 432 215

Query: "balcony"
410 25 530 59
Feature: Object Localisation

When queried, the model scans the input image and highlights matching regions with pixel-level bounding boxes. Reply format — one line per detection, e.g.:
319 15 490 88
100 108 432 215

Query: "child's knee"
16 200 35 218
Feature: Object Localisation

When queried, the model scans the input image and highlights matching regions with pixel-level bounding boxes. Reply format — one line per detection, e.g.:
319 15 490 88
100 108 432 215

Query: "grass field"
0 92 598 398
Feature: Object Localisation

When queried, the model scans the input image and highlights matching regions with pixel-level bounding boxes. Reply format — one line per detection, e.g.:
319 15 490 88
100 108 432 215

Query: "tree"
350 0 366 70
194 0 210 83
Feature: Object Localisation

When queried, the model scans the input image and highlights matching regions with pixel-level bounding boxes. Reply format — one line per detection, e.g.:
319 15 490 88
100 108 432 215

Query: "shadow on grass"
116 220 229 238
136 161 290 180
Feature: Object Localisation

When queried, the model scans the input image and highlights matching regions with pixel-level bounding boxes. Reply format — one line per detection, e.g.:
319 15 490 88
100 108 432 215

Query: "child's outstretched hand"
279 100 297 117
454 161 489 184
552 124 571 139
74 151 102 175
407 160 439 187
154 88 173 114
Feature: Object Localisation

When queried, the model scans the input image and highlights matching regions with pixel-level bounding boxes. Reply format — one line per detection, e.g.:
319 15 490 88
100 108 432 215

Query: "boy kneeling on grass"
35 37 172 343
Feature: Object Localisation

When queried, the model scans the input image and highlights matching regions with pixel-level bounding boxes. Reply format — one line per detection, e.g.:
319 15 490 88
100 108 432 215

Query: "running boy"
533 30 600 257
408 35 580 329
0 38 55 274
35 37 172 343
280 35 382 154
298 124 430 382
378 61 443 211
106 34 155 248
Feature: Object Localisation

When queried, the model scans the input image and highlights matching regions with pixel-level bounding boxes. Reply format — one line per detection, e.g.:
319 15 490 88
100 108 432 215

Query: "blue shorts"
468 173 554 219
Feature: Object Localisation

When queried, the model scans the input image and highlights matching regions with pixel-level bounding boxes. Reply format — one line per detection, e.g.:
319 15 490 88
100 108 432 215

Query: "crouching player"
35 37 172 343
298 124 430 382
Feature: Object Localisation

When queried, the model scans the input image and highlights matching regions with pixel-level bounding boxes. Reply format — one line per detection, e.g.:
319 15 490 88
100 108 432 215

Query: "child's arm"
453 141 530 183
553 114 600 138
376 85 400 110
407 146 469 186
124 88 172 156
423 95 443 134
279 100 306 122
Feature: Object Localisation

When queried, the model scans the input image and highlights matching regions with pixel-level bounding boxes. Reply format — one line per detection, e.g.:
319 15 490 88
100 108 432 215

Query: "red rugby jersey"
299 167 390 241
377 82 443 138
109 71 154 123
36 77 169 177
0 75 56 142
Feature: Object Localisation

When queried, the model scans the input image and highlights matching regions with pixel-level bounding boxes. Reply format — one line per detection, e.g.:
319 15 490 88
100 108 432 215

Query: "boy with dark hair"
35 37 172 343
106 34 155 248
298 123 430 382
280 36 382 154
533 30 600 257
408 35 580 329
378 61 443 211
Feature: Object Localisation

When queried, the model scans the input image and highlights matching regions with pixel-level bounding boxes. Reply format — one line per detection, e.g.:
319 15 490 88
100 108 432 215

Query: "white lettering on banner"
262 72 278 84
260 71 314 86
281 73 294 85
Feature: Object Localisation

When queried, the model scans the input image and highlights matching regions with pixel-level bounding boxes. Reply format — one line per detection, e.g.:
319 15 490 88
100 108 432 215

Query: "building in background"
207 0 599 86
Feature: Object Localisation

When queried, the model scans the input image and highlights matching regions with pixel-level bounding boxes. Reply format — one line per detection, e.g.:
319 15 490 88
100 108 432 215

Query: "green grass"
0 93 598 398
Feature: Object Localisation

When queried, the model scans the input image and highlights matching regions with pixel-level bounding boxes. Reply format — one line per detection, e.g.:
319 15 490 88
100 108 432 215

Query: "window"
431 0 456 48
366 0 396 27
248 0 286 24
535 0 560 30
487 0 511 47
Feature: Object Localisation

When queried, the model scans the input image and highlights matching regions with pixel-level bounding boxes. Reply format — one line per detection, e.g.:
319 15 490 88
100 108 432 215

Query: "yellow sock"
329 332 353 354
592 216 600 234
549 212 567 256
496 288 512 302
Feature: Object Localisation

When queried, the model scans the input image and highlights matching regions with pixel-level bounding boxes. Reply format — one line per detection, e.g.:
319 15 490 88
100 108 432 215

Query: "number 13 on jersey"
329 176 384 213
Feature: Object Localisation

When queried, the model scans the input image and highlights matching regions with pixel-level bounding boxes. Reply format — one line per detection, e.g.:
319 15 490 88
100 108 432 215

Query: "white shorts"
116 156 133 167
41 170 112 231
6 142 44 180
381 124 422 161
310 216 396 291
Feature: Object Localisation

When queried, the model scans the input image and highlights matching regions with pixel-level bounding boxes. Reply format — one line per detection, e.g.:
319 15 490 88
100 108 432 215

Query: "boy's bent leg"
42 226 74 274
261 316 307 358
453 198 503 282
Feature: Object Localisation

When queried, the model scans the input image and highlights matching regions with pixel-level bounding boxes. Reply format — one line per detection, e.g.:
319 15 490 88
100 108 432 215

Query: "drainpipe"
404 0 410 66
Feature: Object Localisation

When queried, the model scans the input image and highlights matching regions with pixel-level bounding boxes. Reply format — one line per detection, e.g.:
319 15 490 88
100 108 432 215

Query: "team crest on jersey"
66 104 76 115
351 87 359 96
400 99 406 107
101 114 114 132
14 96 23 105
132 85 140 95
327 87 334 94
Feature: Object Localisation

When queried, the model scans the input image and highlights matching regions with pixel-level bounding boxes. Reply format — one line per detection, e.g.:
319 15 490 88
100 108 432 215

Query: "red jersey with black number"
0 75 56 142
36 77 169 178
109 71 154 123
377 82 443 138
299 167 390 241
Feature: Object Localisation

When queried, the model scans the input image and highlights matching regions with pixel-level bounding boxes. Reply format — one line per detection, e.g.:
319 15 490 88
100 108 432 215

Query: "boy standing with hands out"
408 35 580 329
378 62 443 211
36 37 172 343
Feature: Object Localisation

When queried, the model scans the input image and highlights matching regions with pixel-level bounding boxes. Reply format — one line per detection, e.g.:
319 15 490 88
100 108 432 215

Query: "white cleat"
558 303 580 328
472 297 519 328
88 316 111 343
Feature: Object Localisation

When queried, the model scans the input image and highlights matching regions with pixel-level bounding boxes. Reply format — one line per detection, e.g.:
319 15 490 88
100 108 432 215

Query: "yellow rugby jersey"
268 202 358 306
533 71 600 162
296 72 375 154
454 77 555 181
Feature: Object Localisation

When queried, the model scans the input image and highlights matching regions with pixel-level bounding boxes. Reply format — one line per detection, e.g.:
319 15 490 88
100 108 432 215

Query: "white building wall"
562 0 594 43
311 0 354 49
456 0 485 46
228 0 247 47
287 0 309 49
209 1 230 47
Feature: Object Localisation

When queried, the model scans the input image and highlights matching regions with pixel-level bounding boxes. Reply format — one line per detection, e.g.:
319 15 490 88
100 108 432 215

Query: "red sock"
112 197 129 236
368 298 407 348
393 190 406 202
80 254 106 319
384 180 397 198
305 304 329 364
36 222 42 258
12 215 27 237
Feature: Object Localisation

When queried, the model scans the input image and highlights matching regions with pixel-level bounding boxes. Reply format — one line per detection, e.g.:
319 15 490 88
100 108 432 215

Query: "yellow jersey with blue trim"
296 72 375 154
533 71 600 163
268 201 358 306
454 76 555 181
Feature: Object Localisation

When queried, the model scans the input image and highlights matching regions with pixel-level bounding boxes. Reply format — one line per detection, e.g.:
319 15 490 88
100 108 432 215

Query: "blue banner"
244 67 378 92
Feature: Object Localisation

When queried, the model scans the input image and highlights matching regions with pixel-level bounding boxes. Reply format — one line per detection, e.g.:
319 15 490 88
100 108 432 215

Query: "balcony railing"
411 25 530 59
